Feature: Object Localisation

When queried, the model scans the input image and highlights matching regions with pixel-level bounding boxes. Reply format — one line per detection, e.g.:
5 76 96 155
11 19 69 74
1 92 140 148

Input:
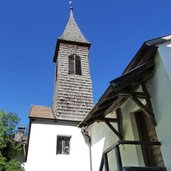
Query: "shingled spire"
52 6 93 122
53 7 91 62
59 8 90 44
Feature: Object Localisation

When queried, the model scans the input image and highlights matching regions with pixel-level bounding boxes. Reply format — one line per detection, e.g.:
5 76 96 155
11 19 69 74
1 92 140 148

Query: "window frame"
56 135 71 155
68 54 82 75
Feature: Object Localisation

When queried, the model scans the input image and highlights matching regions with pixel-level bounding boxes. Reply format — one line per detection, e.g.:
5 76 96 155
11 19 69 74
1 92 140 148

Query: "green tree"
0 111 22 171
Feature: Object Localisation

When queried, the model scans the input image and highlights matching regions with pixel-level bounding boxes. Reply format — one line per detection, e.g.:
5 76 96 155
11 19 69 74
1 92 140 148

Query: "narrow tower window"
56 136 71 155
68 54 82 75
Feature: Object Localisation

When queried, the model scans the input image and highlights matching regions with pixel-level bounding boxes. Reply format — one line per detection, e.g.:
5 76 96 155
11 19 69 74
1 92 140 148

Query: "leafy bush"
0 111 22 171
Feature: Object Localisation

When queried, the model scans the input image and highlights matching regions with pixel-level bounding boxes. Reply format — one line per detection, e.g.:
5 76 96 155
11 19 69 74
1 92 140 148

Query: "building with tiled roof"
22 2 171 171
25 5 93 171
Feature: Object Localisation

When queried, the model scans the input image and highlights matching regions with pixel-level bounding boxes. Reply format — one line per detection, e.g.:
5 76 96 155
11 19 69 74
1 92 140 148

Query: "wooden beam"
141 83 150 98
84 116 119 128
104 154 109 171
104 96 126 115
116 108 123 140
98 98 116 108
99 155 104 171
95 117 118 123
130 92 150 114
141 83 157 126
115 145 123 171
117 91 147 98
130 92 156 125
105 121 121 139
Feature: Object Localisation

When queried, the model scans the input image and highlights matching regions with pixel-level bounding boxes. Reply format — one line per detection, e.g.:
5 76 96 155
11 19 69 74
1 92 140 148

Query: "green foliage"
0 155 6 170
0 111 22 171
5 160 22 171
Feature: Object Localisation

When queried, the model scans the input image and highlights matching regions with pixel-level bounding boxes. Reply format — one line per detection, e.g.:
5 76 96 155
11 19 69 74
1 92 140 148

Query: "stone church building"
24 4 171 171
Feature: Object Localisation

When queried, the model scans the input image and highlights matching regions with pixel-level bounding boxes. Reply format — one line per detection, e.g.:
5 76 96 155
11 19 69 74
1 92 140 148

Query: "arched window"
68 54 82 75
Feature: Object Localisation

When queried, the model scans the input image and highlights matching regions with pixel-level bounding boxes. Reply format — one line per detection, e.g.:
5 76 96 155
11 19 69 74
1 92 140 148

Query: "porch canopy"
80 34 171 129
79 60 155 128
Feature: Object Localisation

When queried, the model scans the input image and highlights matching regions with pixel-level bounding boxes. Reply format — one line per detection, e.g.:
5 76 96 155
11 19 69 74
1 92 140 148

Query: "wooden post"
115 145 122 171
104 154 109 171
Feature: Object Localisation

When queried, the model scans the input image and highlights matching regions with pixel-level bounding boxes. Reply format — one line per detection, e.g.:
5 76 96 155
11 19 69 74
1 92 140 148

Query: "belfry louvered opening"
68 54 82 75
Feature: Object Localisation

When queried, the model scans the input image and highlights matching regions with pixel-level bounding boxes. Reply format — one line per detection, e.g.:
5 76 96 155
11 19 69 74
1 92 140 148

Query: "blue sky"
1 0 171 126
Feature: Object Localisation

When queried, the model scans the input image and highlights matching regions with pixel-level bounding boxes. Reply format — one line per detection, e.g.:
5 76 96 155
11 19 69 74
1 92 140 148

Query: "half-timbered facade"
80 35 171 171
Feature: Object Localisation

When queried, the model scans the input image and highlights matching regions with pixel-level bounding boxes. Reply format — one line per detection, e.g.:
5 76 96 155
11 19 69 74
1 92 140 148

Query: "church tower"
52 7 93 121
25 4 93 171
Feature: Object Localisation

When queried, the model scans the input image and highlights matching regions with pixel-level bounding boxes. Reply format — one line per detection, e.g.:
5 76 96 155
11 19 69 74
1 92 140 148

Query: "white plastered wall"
85 42 171 171
146 42 171 170
25 121 91 171
87 111 119 171
119 98 144 167
87 88 147 170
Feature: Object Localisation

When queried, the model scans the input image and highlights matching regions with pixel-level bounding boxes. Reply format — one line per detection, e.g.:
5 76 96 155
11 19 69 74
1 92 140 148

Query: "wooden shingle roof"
53 8 91 62
59 9 90 44
29 105 55 119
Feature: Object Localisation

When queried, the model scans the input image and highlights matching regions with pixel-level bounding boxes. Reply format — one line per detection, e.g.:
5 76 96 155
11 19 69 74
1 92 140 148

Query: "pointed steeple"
52 3 93 121
59 7 90 44
53 6 91 62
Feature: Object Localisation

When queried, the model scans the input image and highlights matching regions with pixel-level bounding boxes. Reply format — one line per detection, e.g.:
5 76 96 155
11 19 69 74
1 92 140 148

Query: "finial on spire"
69 1 73 10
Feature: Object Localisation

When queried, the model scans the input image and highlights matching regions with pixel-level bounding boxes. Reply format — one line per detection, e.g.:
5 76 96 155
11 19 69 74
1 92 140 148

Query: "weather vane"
69 1 73 10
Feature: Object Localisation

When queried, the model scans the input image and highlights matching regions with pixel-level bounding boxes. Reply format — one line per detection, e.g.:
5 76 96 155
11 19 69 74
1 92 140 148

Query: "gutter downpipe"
81 127 93 171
